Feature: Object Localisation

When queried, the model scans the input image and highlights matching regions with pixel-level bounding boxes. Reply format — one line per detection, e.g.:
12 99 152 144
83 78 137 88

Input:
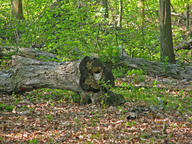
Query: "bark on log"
0 46 58 60
0 50 125 106
1 46 191 81
118 56 192 80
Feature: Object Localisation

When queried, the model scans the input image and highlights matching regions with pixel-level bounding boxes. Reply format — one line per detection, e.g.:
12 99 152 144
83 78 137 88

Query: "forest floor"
0 74 192 143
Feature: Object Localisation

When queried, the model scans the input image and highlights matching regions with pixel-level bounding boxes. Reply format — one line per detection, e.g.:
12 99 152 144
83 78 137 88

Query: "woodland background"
0 0 192 143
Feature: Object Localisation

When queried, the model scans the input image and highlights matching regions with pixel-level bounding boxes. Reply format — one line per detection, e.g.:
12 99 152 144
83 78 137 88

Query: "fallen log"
0 48 125 106
118 56 192 81
1 46 191 105
175 39 192 51
0 46 58 60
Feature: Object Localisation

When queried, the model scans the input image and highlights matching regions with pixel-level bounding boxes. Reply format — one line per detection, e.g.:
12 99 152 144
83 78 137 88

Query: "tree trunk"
117 0 123 28
138 0 145 49
0 47 125 106
101 0 109 19
11 0 24 20
159 0 175 63
186 2 190 31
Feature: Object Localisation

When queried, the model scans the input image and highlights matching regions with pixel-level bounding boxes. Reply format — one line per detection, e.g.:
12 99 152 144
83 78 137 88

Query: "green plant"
0 102 15 112
113 66 127 78
99 46 121 64
127 69 144 76
0 136 4 144
90 131 101 139
71 93 81 103
46 114 53 121
14 98 19 105
127 69 145 83
29 138 39 144
74 116 79 124
178 90 184 97
126 121 136 127
161 56 169 72
90 115 99 127
86 142 94 144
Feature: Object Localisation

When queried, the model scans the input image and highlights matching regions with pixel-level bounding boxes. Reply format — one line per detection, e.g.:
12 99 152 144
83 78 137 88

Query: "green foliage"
127 69 143 76
126 121 136 127
71 92 81 103
127 69 145 83
0 102 15 112
114 82 192 114
46 114 53 121
1 0 191 63
113 66 128 78
90 131 101 139
28 138 39 144
0 0 156 61
0 137 4 144
24 89 70 103
161 56 169 72
99 46 121 63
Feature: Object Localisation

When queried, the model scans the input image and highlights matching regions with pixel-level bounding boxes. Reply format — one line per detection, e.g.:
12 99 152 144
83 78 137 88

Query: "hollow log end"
79 56 125 106
79 56 114 92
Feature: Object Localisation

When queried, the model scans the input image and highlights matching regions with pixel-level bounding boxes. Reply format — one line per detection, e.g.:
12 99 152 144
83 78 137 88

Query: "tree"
138 0 145 49
159 0 175 63
11 0 24 19
101 0 109 19
117 0 123 27
186 2 190 31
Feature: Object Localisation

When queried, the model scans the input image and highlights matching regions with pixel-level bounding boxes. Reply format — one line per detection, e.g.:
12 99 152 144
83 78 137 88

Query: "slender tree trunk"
159 0 175 63
186 3 190 31
117 0 123 27
101 0 109 19
138 0 145 49
11 0 24 20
